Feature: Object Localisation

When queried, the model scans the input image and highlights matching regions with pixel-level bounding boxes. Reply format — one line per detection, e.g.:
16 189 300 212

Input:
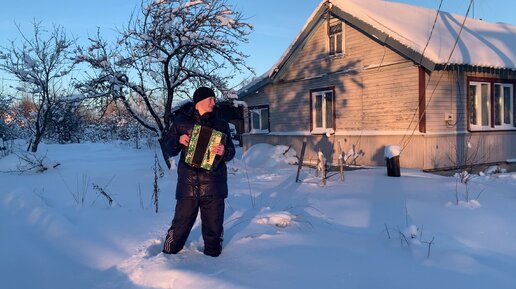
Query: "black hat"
193 87 215 104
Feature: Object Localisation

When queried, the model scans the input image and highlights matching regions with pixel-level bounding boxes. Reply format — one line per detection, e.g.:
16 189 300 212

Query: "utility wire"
399 0 444 149
400 0 475 153
418 0 444 65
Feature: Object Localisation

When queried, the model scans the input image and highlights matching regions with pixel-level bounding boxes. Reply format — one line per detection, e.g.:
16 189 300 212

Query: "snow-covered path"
1 142 516 289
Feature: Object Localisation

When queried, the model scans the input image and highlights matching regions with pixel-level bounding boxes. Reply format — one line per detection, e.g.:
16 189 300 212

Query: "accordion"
185 124 226 170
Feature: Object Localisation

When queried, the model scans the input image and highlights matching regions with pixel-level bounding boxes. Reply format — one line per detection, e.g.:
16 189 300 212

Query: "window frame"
328 19 344 57
248 105 270 134
467 77 516 132
494 83 513 128
310 87 336 134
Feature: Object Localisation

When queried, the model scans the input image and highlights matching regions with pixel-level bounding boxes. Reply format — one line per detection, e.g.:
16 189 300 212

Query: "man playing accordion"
162 86 235 257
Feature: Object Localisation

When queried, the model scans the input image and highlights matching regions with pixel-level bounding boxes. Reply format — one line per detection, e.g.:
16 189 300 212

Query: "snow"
384 144 401 158
332 0 516 69
1 141 516 289
216 15 236 28
242 143 297 168
22 53 36 68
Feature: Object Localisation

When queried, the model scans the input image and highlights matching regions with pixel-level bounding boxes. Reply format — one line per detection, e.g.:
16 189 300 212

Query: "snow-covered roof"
333 0 516 70
239 0 516 97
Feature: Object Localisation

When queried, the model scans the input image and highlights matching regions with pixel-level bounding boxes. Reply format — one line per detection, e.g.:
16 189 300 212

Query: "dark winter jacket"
164 102 235 200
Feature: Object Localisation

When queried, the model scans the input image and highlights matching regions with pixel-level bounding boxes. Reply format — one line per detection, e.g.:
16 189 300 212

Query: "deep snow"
1 141 516 289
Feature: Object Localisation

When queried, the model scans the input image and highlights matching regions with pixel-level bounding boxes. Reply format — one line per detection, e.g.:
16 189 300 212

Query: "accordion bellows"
185 124 225 170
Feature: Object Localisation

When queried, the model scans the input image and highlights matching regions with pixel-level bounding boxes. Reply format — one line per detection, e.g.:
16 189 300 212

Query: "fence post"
295 141 307 183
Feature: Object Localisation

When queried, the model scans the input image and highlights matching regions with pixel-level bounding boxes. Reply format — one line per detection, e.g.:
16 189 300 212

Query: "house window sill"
249 129 270 135
328 53 345 60
311 128 335 135
469 127 516 132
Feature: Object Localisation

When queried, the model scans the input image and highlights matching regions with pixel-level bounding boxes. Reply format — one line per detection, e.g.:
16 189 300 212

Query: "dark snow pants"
163 197 225 257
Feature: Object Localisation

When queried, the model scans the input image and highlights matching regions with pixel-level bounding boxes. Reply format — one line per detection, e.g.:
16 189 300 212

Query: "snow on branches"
76 0 253 167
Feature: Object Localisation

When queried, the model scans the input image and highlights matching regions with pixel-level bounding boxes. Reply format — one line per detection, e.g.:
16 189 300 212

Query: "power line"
399 0 444 150
418 0 444 65
400 0 475 153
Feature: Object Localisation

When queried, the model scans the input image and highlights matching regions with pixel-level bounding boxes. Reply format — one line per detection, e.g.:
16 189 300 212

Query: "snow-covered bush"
384 213 435 259
480 165 506 176
341 144 365 166
77 107 157 146
3 150 60 174
453 170 484 206
45 102 84 144
0 93 26 142
255 211 296 228
0 93 10 140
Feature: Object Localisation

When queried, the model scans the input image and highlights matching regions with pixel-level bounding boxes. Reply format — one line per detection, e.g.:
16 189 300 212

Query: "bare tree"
0 87 11 139
0 22 76 152
75 0 253 167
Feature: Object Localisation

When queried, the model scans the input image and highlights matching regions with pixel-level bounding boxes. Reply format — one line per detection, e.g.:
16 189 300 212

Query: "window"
494 83 513 127
249 105 269 133
469 82 490 127
469 80 515 131
328 21 343 56
311 88 335 133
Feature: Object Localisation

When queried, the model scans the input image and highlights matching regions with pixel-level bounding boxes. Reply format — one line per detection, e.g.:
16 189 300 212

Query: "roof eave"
237 76 273 98
237 5 327 96
271 9 327 82
435 64 516 75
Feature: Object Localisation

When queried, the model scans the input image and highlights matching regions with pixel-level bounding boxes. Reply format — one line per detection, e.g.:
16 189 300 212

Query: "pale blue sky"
1 0 514 86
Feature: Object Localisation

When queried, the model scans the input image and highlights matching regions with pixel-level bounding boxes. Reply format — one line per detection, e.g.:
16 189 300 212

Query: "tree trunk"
158 137 172 169
31 132 43 152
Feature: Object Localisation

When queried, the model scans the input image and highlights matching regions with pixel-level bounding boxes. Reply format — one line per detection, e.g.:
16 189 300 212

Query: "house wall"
245 18 422 131
421 70 516 168
243 17 425 166
421 132 516 169
242 131 516 170
242 17 516 170
424 70 467 132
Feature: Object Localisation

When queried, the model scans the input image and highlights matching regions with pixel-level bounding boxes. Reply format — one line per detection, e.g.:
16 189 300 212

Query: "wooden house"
237 0 516 170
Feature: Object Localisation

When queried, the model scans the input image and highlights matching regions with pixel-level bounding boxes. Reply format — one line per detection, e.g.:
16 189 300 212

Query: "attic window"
328 21 343 56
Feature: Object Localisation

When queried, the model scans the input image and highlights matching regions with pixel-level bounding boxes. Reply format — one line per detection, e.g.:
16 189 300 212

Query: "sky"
0 0 515 87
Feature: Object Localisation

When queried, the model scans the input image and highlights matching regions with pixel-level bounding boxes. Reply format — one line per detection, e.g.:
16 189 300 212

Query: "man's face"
196 96 216 114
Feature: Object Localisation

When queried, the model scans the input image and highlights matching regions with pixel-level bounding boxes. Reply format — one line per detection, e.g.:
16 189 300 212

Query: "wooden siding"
424 70 467 132
424 70 516 133
242 132 516 169
241 15 516 170
421 132 516 169
246 17 423 134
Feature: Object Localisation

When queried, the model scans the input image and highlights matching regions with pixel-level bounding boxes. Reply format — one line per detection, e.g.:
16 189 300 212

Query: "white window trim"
311 89 334 134
493 83 514 130
469 81 491 131
469 81 515 131
249 128 269 134
249 106 269 134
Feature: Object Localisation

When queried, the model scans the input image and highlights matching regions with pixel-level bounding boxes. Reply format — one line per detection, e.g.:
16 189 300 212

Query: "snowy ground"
1 141 515 289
